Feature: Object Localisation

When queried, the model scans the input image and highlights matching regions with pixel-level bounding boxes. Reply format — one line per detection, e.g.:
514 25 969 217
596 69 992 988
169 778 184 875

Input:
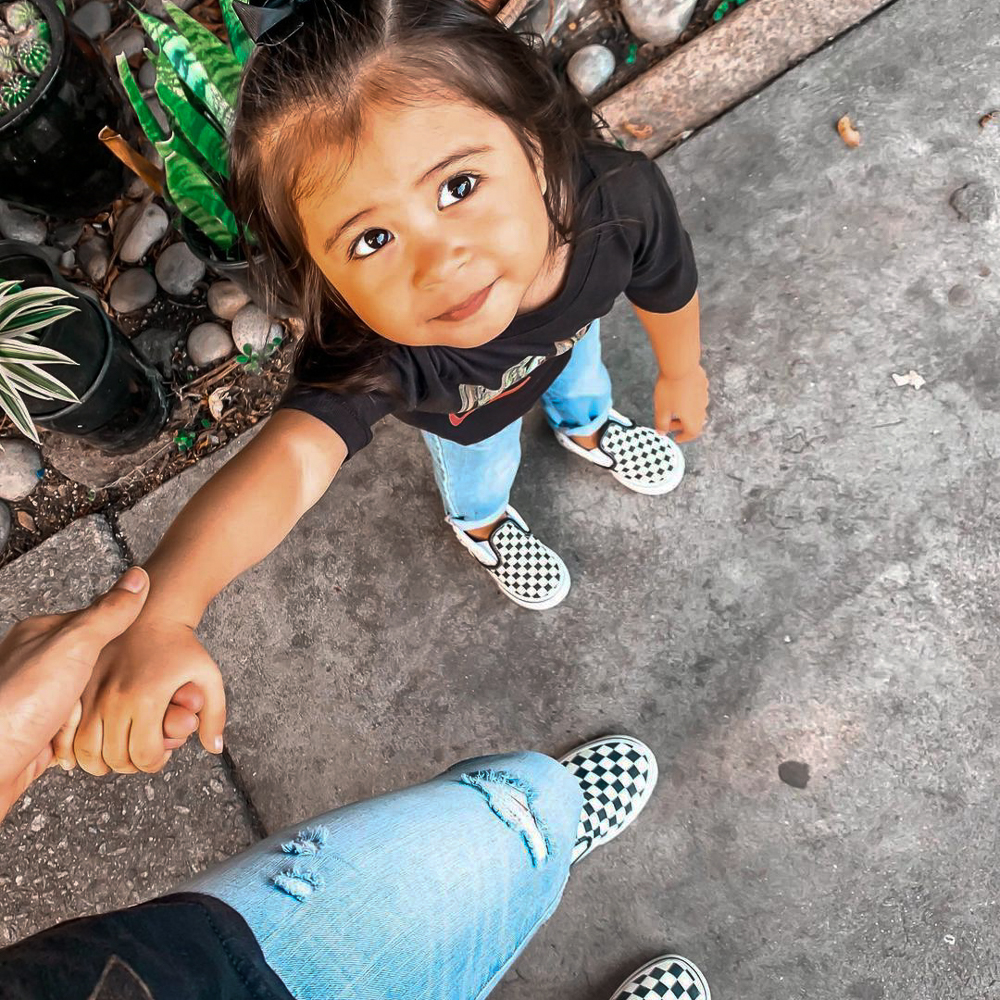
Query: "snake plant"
116 0 253 252
0 280 79 443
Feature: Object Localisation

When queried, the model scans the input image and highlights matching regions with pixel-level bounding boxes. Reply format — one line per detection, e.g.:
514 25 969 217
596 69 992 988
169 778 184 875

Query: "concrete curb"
597 0 898 156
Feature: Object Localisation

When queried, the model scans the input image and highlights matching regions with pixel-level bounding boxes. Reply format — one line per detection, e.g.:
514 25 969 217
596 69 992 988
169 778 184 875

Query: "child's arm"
71 409 348 776
632 291 707 442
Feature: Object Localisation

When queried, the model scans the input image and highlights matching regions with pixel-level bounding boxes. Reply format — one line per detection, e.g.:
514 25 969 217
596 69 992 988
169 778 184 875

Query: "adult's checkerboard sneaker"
553 409 685 495
609 955 711 1000
559 734 657 864
447 505 571 611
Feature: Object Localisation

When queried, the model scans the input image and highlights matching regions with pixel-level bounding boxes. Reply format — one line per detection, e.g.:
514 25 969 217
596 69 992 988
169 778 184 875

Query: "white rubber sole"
610 954 711 1000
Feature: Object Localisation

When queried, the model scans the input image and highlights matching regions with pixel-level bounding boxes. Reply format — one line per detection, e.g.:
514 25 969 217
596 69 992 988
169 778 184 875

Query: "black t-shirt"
279 141 698 458
0 893 294 1000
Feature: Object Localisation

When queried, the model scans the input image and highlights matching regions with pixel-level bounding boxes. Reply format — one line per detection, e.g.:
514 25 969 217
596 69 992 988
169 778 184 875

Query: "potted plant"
115 0 290 314
0 0 127 217
0 240 169 453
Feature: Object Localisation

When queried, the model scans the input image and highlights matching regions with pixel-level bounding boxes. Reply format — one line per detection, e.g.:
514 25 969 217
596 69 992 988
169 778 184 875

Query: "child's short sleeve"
623 157 698 313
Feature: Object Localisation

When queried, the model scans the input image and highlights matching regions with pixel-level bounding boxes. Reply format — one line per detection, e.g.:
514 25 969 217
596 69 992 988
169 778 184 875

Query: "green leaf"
0 340 77 365
235 353 248 363
153 48 229 177
137 9 236 134
0 366 39 443
157 138 238 250
218 0 254 65
116 52 168 144
163 0 242 106
3 362 79 403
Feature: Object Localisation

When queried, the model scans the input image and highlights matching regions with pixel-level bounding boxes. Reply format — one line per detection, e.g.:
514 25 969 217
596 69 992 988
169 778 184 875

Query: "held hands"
653 365 709 443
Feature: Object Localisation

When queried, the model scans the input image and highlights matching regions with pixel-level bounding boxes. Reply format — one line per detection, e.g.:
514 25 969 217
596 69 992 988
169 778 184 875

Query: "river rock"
187 322 234 367
137 58 157 90
524 0 570 42
111 26 145 60
0 200 46 244
621 0 696 45
132 326 181 376
0 500 10 550
78 236 111 283
0 440 43 501
207 280 251 322
120 203 169 264
154 241 206 296
109 268 157 314
231 303 271 356
59 249 75 271
567 44 615 96
71 0 112 38
51 221 84 250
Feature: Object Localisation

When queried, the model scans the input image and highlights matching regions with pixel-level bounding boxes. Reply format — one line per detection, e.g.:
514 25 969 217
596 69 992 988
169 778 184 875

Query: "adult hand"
653 365 709 443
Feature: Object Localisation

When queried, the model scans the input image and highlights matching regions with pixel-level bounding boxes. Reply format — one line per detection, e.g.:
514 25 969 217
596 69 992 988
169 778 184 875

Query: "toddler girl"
69 0 706 774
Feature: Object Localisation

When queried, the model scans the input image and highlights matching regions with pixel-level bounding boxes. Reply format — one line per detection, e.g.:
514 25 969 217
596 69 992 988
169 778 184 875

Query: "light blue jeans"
422 319 613 529
179 752 584 1000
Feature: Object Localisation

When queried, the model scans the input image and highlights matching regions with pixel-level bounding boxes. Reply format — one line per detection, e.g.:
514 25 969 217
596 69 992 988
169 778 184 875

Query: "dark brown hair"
230 0 606 396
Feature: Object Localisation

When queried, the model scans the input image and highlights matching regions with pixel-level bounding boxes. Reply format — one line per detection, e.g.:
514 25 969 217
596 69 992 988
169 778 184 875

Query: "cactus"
4 0 41 31
21 17 49 41
0 69 31 109
16 33 47 74
0 42 17 77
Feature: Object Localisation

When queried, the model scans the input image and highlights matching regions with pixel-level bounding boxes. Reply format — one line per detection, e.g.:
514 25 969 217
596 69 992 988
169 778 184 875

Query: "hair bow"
232 0 311 45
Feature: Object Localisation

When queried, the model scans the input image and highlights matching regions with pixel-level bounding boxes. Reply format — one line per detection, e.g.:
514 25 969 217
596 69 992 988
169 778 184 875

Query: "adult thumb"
68 567 150 652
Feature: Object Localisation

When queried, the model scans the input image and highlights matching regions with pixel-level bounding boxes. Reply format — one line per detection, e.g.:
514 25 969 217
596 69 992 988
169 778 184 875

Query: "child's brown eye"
352 228 393 259
438 173 479 209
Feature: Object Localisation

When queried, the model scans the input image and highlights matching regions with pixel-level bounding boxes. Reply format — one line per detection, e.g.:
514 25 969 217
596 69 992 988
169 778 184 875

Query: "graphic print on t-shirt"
449 322 591 426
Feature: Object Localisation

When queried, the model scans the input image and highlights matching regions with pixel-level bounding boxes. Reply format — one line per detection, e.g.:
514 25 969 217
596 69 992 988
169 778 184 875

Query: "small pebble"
111 26 145 60
77 235 111 283
778 760 810 789
51 221 84 250
207 280 251 321
120 203 169 264
0 500 11 550
109 268 157 314
0 439 43 502
523 0 570 42
231 303 272 355
137 58 157 90
948 284 972 307
620 0 696 45
567 43 615 96
0 200 46 244
950 181 995 223
71 0 112 38
187 321 234 367
154 241 206 296
59 249 75 270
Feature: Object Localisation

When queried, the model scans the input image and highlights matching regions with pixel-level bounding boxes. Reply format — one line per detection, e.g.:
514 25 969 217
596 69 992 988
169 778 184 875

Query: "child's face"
295 97 555 348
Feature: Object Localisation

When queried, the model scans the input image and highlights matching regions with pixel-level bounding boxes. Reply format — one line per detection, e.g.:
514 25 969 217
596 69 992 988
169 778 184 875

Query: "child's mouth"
433 280 497 323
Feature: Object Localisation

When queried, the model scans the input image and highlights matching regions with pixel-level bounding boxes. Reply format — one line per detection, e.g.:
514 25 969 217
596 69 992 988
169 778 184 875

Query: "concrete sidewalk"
3 0 1000 996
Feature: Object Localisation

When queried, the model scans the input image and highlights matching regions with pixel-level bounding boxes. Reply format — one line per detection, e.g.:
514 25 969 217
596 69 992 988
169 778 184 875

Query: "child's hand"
653 365 708 443
72 618 226 776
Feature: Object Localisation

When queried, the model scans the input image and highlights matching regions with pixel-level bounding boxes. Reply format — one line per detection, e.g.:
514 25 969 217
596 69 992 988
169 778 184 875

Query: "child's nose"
411 235 472 291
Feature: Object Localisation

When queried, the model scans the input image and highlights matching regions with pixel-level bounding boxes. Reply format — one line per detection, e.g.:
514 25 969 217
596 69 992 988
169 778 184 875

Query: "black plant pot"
0 241 169 454
0 0 127 218
180 216 295 319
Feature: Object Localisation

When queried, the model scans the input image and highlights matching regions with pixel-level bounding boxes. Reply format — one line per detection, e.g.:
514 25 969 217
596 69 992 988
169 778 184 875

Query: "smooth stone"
125 172 149 199
154 241 206 297
145 97 169 135
207 280 251 322
0 500 9 551
187 322 235 367
523 0 571 42
950 181 994 223
137 58 157 91
0 200 46 244
0 439 43 502
71 0 112 38
77 236 110 284
141 0 196 15
109 268 157 314
948 284 973 307
132 326 181 376
621 0 696 45
120 203 169 264
58 249 75 271
51 221 84 250
111 26 145 60
567 43 616 96
231 303 272 356
73 283 100 304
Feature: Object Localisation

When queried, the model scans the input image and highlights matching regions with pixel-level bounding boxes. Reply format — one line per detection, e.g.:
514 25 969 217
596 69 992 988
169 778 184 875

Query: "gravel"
154 241 206 297
0 440 43 502
109 268 157 314
187 322 235 367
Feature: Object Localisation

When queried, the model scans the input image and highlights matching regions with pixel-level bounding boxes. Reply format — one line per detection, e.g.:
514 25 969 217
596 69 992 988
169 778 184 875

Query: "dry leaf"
284 316 306 341
623 121 654 140
979 111 999 129
16 511 36 531
892 370 926 390
208 387 229 421
837 115 861 148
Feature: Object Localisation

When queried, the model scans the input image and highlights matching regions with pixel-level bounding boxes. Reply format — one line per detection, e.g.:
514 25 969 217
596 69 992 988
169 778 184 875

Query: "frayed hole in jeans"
270 864 323 901
459 769 551 866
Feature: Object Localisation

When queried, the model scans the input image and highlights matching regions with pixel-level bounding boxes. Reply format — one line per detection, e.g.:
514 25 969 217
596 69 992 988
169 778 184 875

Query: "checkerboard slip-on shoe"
609 955 711 1000
553 409 684 496
447 505 571 611
559 734 658 865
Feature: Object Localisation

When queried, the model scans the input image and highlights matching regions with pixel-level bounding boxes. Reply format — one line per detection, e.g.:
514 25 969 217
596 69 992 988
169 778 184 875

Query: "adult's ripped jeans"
178 752 584 1000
